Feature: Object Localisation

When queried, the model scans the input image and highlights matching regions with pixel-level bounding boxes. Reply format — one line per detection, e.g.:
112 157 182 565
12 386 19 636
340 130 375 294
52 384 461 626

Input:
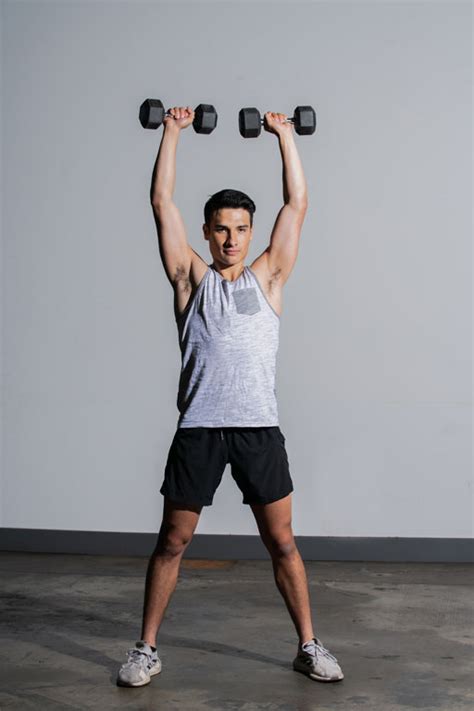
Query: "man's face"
203 208 253 263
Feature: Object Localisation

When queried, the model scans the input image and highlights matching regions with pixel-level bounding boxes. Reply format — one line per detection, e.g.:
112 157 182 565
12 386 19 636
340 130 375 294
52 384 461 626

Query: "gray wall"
1 1 472 538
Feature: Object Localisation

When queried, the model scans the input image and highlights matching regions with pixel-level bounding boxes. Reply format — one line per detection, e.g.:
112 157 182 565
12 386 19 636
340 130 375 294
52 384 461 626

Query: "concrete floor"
0 553 472 710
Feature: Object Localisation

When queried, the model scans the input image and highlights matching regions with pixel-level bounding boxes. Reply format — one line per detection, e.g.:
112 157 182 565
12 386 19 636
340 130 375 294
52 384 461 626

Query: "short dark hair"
204 188 256 228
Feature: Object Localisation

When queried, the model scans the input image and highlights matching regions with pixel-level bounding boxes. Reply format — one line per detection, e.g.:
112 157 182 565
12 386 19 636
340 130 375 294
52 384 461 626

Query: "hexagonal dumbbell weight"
238 106 316 138
139 99 218 134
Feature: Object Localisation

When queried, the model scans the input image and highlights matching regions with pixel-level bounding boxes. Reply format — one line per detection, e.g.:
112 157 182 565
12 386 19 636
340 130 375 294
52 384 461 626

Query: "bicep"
151 201 193 286
267 203 307 283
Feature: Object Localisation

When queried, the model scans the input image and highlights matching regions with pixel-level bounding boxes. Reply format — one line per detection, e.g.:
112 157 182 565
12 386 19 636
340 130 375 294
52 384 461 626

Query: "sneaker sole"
293 660 344 682
116 666 162 687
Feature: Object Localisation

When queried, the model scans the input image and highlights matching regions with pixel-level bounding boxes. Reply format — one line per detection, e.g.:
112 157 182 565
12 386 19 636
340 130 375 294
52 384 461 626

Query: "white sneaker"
293 636 344 682
116 640 162 687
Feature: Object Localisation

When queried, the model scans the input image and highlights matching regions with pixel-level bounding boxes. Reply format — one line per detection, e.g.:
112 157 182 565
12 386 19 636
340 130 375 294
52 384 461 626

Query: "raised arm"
253 112 308 286
150 107 196 287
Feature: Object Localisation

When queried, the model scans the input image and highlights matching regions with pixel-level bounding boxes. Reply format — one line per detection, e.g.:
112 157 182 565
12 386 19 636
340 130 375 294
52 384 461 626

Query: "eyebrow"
214 224 248 228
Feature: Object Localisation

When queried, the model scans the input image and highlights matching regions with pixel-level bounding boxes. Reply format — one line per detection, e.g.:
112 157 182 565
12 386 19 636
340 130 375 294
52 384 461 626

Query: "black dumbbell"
238 106 316 138
139 99 218 134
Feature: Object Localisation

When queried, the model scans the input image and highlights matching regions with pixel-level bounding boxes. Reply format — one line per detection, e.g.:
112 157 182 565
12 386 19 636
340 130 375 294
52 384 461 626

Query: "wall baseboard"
0 529 472 562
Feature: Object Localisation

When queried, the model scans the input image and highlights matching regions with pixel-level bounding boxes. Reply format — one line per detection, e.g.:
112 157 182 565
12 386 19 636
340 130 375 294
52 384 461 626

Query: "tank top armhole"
176 266 211 323
247 267 281 320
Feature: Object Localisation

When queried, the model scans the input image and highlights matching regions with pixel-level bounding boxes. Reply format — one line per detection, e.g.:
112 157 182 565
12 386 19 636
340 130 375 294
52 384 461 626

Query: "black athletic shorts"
160 426 294 506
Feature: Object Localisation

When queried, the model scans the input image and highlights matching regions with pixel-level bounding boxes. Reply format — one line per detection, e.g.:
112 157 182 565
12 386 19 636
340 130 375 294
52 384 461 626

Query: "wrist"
163 122 181 137
278 131 295 146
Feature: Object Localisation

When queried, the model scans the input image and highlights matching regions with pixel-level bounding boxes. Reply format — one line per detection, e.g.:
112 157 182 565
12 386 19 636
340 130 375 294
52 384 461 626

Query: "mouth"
224 250 239 255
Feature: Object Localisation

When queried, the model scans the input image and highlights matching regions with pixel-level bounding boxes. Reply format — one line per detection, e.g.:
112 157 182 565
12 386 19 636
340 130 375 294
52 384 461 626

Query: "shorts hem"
242 487 294 506
161 491 213 507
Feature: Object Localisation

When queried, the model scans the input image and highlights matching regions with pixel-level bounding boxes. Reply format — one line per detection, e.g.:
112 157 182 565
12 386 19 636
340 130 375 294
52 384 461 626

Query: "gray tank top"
175 263 280 428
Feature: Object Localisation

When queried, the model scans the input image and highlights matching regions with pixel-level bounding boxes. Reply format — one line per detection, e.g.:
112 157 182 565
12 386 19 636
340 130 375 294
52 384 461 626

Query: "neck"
211 261 245 282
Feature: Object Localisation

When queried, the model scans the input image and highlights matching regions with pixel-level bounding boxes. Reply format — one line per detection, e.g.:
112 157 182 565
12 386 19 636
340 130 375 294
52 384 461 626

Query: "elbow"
151 195 173 209
288 196 308 211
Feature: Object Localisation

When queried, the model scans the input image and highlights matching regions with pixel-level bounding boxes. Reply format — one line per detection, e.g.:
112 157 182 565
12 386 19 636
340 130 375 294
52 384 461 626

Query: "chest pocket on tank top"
232 287 261 316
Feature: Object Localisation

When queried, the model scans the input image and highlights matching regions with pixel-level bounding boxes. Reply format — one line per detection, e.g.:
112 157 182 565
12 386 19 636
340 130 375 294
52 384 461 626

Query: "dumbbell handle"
162 110 190 121
258 115 297 125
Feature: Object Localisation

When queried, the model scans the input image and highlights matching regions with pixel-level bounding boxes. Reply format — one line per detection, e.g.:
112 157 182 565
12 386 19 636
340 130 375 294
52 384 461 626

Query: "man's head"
203 189 256 265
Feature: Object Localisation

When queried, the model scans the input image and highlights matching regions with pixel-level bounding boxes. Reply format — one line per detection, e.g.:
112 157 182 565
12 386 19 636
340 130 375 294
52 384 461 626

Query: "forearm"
278 133 308 206
149 124 181 205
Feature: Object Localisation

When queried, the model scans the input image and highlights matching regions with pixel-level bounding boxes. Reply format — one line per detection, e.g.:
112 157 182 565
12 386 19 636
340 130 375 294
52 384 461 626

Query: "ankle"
141 638 157 650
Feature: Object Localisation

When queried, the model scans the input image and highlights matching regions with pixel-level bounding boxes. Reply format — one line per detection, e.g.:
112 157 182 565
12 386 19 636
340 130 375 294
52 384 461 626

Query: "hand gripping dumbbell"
238 106 316 138
139 99 218 134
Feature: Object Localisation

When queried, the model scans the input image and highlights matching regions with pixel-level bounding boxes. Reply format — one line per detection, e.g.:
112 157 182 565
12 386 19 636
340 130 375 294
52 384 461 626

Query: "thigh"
153 497 203 555
162 495 203 536
250 492 293 545
228 426 294 505
160 427 228 507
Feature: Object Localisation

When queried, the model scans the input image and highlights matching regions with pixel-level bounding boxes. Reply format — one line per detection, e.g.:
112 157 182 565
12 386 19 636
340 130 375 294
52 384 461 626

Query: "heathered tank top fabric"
175 265 280 428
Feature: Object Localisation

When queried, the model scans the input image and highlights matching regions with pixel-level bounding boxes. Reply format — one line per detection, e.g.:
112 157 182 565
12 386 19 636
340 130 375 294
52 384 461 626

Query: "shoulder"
248 253 283 317
249 251 283 294
189 249 210 289
173 250 209 318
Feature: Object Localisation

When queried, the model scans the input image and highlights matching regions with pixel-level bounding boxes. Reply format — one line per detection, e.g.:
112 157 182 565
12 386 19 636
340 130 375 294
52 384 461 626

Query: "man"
117 106 344 687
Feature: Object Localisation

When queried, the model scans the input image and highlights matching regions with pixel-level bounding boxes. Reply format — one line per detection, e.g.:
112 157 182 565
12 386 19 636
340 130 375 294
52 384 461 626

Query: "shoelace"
126 648 154 668
303 639 339 663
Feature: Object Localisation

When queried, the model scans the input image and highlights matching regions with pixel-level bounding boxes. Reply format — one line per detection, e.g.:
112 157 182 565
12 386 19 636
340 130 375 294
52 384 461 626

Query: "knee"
154 525 192 558
267 532 297 559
